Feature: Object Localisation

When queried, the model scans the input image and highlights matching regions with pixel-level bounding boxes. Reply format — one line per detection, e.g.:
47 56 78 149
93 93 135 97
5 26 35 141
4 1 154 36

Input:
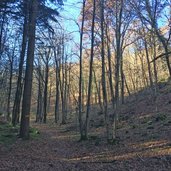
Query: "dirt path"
0 119 171 171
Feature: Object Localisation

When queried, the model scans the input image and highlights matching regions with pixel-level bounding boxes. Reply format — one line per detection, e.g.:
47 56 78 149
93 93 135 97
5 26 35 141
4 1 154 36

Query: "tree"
12 0 29 126
19 0 38 139
131 0 171 77
78 0 86 140
85 0 96 139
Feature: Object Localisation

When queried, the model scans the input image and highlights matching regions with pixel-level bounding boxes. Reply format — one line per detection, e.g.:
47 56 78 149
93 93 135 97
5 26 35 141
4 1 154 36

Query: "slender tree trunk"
93 70 103 111
55 71 60 122
78 0 86 140
151 32 158 112
36 64 43 123
139 53 148 87
54 48 60 123
48 78 52 113
0 2 7 57
120 58 124 104
20 0 38 139
112 0 124 140
100 0 110 141
144 38 153 87
62 56 68 124
7 57 13 121
43 61 49 123
124 74 131 96
60 37 66 124
85 0 96 139
12 5 28 126
105 25 115 108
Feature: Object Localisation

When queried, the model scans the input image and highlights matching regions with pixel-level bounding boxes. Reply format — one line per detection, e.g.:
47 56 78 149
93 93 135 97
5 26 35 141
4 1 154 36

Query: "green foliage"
29 127 40 139
0 123 18 146
0 123 40 146
155 114 167 122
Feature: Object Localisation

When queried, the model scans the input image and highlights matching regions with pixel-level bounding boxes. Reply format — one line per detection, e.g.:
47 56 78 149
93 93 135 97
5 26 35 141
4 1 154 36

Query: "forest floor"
0 81 171 171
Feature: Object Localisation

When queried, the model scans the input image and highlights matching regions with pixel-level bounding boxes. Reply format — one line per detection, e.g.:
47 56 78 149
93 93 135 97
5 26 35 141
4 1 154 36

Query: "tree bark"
85 0 96 139
20 0 38 139
78 0 86 140
12 2 28 126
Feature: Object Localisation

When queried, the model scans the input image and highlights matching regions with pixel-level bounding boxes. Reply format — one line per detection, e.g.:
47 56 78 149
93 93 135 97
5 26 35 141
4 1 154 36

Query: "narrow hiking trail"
0 116 171 171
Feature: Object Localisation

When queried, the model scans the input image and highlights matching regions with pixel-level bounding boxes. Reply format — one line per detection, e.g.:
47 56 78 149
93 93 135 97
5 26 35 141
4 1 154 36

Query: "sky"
56 0 82 61
61 0 81 44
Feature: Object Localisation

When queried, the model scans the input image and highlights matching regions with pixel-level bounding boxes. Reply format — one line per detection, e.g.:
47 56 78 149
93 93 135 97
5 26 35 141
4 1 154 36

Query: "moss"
0 123 18 146
0 123 40 146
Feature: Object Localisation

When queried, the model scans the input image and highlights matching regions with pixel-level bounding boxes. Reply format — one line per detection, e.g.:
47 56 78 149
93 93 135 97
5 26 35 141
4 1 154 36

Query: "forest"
0 0 171 170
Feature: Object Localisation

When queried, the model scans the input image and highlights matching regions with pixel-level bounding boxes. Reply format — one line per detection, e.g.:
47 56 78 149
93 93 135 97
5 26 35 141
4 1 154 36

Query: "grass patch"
0 123 40 146
0 123 19 146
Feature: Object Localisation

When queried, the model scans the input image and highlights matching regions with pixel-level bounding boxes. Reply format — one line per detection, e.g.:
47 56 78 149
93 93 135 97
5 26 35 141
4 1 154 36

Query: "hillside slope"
0 81 171 171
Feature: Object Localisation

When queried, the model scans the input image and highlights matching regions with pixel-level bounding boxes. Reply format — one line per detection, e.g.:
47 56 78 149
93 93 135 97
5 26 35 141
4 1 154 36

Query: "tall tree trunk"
78 0 86 140
48 78 52 113
43 61 49 123
124 74 131 96
144 38 153 87
7 56 13 121
93 70 103 111
120 58 124 104
12 4 28 126
20 0 38 139
105 25 115 108
113 0 124 140
54 47 60 123
85 0 96 139
60 37 66 124
0 2 7 57
100 0 110 141
62 56 68 124
151 32 158 112
36 62 43 123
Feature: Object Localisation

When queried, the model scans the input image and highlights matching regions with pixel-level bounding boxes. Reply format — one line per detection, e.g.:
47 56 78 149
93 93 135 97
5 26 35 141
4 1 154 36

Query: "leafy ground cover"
0 82 171 171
